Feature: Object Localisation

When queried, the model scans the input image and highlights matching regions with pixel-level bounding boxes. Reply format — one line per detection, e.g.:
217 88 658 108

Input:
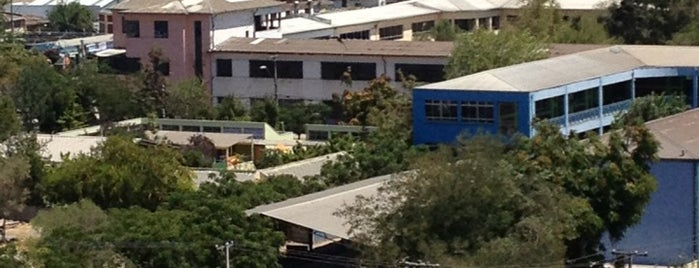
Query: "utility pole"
258 54 279 107
216 240 234 268
612 249 648 268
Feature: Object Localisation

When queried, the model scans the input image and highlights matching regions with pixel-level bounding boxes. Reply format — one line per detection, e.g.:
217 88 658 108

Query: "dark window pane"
321 62 376 80
395 63 445 82
249 60 303 79
154 20 168 38
216 59 232 77
379 25 403 40
123 20 140 38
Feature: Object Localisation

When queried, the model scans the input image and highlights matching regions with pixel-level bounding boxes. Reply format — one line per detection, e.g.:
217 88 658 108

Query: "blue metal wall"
603 160 698 265
412 89 531 144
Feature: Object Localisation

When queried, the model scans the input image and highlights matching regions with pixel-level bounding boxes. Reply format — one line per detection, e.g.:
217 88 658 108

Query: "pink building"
110 0 284 83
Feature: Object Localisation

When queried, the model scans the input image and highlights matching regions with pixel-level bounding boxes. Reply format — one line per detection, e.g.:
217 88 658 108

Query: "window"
249 60 303 79
203 126 221 133
411 21 434 33
379 25 403 40
425 100 457 121
321 62 376 81
535 96 564 119
499 102 518 135
461 101 494 123
454 19 474 31
216 59 232 77
154 20 168 38
478 18 488 29
161 125 179 131
340 30 370 40
123 19 140 38
182 125 200 132
308 130 329 141
395 64 445 82
569 89 598 113
603 81 631 105
158 62 170 76
492 16 500 29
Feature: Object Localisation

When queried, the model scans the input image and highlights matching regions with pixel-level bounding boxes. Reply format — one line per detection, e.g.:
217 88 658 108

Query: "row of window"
335 17 500 41
123 19 168 38
425 100 494 123
534 82 635 119
216 59 445 82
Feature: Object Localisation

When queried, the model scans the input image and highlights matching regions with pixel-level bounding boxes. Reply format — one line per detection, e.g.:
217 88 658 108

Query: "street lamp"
216 240 234 268
258 55 278 106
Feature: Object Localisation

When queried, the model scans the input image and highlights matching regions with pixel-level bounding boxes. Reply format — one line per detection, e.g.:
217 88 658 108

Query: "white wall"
211 11 255 46
211 53 448 102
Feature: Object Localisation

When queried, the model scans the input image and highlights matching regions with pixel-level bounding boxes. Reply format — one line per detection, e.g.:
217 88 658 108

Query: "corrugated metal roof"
214 37 454 57
36 134 106 163
245 174 393 239
146 130 252 149
256 151 347 180
645 108 699 160
418 45 699 93
111 0 282 14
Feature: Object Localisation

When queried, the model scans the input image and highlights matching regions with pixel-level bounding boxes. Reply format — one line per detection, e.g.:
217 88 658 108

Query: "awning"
95 48 126 57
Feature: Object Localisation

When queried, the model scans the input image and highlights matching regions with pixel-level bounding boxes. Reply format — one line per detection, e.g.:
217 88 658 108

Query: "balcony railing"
545 99 633 128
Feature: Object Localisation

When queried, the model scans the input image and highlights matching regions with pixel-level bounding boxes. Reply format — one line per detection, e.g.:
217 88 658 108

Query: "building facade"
109 0 284 82
412 45 699 144
211 37 452 103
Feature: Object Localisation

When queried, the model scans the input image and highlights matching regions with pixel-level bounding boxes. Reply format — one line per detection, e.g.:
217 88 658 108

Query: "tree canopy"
47 2 95 33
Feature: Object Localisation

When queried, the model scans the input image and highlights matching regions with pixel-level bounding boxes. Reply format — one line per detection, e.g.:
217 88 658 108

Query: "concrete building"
277 0 611 40
412 45 699 145
602 109 699 266
211 37 452 103
109 0 285 82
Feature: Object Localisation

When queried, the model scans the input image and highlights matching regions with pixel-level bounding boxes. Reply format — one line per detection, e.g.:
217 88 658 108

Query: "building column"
630 71 636 100
474 18 479 30
563 92 569 134
692 68 698 108
487 17 493 30
598 79 604 135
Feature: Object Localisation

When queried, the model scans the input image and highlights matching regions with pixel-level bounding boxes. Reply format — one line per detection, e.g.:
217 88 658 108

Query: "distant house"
8 0 117 21
602 108 699 266
35 134 106 163
108 0 285 81
412 45 699 145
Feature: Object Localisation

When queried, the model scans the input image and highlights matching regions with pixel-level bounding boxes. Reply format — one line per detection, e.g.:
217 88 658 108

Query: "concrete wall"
210 52 448 103
603 160 698 266
412 89 531 144
113 12 212 82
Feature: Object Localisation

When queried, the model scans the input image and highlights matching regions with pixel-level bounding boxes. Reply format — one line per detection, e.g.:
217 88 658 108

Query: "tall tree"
513 0 563 40
250 98 279 127
41 136 194 210
445 29 547 79
0 95 20 142
605 0 694 44
139 48 168 117
164 79 214 119
47 2 94 33
554 15 620 44
215 95 250 121
0 156 30 242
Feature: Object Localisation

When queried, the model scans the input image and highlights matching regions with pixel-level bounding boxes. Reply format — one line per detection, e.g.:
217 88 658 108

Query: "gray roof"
256 151 347 180
146 130 251 149
111 0 282 14
418 45 699 93
214 37 454 58
35 134 106 163
645 108 699 160
246 174 393 239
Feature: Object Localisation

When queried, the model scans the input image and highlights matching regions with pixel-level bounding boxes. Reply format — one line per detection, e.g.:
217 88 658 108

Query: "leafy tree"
250 98 279 127
215 95 250 121
278 102 330 136
554 15 620 44
512 0 563 40
414 20 461 41
164 79 214 119
47 2 94 33
11 57 79 132
511 121 658 261
0 156 30 242
181 135 216 168
29 199 132 267
0 95 20 142
614 93 689 126
337 136 586 266
605 0 695 44
3 133 46 206
41 136 194 210
139 48 168 117
445 29 548 79
0 244 27 268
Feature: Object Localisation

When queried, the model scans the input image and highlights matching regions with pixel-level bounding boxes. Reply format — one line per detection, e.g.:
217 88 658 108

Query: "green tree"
414 20 461 41
605 0 695 44
47 2 94 33
215 95 250 121
41 136 194 210
445 29 548 79
554 15 620 44
0 95 20 142
278 102 330 136
29 199 132 267
614 93 689 126
250 98 279 127
513 0 563 40
139 48 168 117
164 79 214 119
0 156 30 242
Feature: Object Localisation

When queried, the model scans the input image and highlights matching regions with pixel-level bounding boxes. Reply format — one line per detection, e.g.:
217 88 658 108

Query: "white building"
210 37 453 103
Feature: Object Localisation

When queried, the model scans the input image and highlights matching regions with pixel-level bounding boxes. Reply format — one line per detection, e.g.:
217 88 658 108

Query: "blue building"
603 109 699 266
412 45 699 144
